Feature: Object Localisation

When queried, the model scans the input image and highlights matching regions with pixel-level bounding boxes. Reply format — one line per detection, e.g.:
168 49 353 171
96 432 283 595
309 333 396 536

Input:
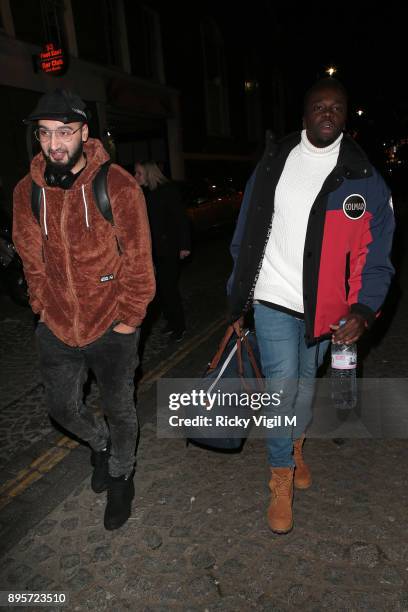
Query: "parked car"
0 210 29 306
177 178 243 234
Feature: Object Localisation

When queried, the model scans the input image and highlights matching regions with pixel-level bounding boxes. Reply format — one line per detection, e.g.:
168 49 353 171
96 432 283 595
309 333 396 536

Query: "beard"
43 140 84 175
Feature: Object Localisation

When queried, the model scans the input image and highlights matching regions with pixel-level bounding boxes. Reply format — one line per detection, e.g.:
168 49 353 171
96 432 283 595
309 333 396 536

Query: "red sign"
38 43 67 76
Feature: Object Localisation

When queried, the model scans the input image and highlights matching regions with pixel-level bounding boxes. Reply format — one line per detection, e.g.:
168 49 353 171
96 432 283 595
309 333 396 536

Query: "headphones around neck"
44 165 76 189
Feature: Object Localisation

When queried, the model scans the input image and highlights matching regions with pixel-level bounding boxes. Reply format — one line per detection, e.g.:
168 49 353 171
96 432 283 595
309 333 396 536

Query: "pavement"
0 215 408 611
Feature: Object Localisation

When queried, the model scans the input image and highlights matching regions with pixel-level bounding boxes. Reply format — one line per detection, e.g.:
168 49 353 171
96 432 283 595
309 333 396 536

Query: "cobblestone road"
2 434 408 611
0 212 407 610
0 230 232 471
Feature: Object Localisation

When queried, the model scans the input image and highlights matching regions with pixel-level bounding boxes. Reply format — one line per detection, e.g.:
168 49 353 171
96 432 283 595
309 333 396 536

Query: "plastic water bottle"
331 319 357 409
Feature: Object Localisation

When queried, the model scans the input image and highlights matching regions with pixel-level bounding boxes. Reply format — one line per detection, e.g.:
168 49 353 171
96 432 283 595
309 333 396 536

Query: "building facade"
0 0 285 214
0 0 183 214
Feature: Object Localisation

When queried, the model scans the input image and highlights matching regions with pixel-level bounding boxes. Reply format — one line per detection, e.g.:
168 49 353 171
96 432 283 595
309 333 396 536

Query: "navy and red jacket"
227 131 395 345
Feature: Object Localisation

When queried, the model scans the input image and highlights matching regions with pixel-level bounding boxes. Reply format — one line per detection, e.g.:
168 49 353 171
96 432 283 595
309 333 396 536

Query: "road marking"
138 316 225 390
0 436 78 510
0 316 226 510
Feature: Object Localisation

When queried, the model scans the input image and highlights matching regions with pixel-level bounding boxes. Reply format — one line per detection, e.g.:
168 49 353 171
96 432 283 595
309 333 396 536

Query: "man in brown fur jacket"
13 89 155 530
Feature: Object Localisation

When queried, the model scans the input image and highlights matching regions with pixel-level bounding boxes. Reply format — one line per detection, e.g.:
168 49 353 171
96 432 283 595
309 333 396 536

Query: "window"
71 0 121 66
10 0 65 46
201 19 230 137
124 1 164 82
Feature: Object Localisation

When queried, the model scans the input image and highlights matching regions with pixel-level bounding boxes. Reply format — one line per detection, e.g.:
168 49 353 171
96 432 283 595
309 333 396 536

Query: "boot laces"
273 472 292 495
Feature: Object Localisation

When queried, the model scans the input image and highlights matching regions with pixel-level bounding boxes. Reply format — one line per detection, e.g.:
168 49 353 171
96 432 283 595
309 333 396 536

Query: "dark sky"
160 1 406 140
267 2 406 138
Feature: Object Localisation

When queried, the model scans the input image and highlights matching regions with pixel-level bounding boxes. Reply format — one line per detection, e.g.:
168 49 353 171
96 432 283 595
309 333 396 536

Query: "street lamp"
325 66 337 77
356 109 364 116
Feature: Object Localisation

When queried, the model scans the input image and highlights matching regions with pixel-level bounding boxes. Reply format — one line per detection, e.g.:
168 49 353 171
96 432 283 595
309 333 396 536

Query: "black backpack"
31 160 114 225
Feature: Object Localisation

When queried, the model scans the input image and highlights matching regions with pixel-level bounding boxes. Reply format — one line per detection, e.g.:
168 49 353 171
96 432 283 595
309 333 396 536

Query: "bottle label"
331 353 357 369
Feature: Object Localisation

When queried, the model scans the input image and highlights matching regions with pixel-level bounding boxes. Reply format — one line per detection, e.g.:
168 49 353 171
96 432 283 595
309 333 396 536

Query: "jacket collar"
336 133 372 178
272 131 372 179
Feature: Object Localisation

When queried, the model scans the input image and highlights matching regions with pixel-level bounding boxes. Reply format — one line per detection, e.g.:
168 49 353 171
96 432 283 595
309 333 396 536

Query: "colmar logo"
342 194 366 220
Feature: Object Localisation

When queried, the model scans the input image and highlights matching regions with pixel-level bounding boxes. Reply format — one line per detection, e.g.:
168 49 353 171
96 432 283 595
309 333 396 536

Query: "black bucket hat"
24 89 88 124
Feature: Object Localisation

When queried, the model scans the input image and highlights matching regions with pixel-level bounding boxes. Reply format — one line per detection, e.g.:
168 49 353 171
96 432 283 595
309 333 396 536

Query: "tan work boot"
293 435 312 490
268 467 294 534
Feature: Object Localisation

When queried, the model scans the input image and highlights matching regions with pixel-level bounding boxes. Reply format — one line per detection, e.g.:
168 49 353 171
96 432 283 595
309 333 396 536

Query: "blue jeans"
254 304 329 467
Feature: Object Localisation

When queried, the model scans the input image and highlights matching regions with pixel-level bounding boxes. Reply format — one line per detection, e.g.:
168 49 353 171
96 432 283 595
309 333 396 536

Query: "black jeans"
155 256 185 332
36 323 140 477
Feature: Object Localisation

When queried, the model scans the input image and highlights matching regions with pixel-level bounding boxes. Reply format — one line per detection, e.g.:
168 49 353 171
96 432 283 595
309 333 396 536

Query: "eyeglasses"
34 126 82 143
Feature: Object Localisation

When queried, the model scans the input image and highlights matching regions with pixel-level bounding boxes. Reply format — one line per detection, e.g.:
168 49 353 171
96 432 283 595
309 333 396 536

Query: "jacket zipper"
243 213 274 313
61 192 80 345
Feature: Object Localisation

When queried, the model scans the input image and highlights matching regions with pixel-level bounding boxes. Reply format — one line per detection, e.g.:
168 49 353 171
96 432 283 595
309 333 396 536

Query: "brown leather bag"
186 322 264 450
206 321 264 392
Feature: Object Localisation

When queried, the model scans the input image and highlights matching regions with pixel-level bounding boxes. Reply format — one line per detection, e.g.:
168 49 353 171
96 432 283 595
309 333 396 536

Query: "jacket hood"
30 138 110 188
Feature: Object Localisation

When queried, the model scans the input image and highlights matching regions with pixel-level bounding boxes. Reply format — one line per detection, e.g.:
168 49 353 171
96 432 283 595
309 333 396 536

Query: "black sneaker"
168 329 186 343
104 471 135 531
90 443 110 493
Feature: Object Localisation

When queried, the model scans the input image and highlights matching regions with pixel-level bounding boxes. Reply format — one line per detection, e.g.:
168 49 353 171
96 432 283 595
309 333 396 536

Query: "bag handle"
207 324 236 371
233 323 264 392
208 322 264 390
241 332 264 382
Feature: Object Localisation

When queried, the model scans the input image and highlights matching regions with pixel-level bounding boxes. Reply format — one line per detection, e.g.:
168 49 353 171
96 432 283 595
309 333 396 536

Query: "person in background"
227 78 395 534
135 161 191 343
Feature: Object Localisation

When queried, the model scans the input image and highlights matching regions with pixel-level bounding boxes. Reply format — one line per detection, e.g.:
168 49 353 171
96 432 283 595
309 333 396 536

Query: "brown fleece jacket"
13 138 155 347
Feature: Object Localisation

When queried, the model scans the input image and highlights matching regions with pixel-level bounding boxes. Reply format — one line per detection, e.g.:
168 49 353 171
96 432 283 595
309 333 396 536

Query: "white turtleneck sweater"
254 129 343 314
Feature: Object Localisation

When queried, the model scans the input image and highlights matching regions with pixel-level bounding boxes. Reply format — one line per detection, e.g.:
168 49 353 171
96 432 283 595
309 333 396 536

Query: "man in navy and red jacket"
227 78 395 534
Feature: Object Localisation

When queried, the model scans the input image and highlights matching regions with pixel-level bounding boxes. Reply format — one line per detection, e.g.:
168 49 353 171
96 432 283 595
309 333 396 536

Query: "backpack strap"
30 161 114 228
92 160 113 224
31 181 42 224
